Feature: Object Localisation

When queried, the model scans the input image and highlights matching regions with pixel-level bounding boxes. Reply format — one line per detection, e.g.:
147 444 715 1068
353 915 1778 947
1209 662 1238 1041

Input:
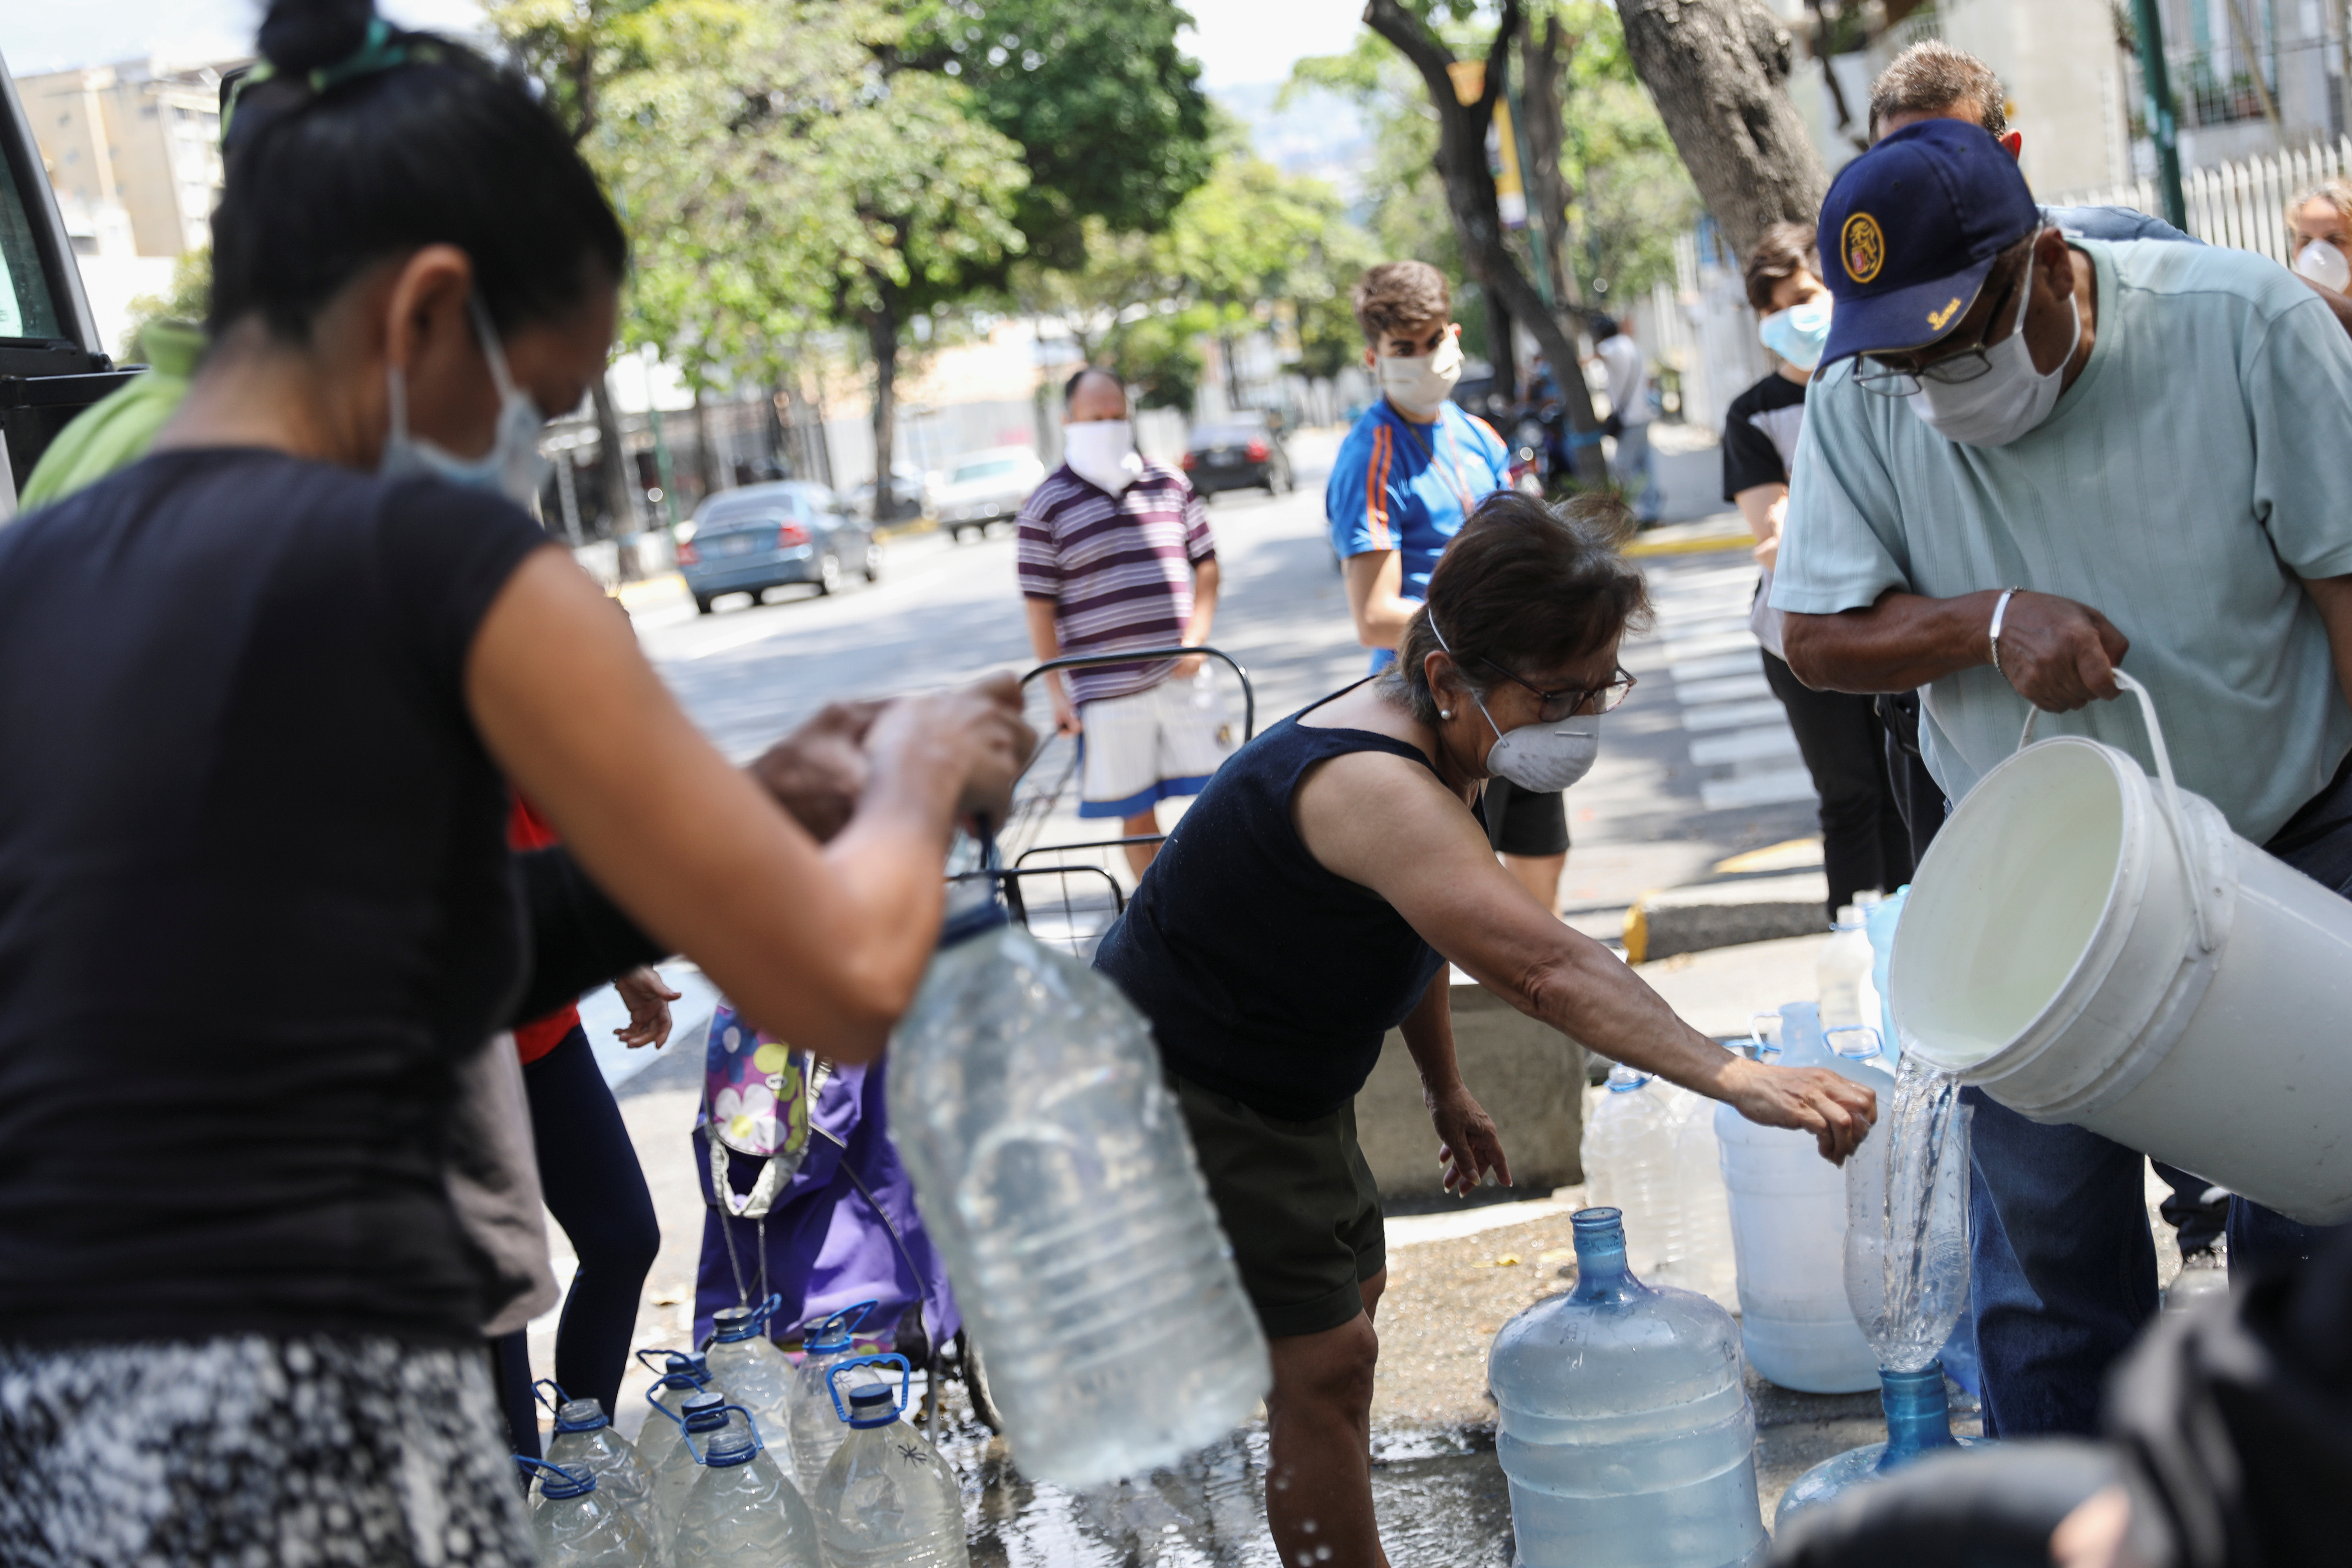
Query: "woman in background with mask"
0 2 1025 1562
2288 178 2352 294
1725 223 1916 922
1093 493 1877 1568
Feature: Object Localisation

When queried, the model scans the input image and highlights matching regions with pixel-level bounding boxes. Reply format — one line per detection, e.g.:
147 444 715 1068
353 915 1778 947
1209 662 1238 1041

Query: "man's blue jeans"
1966 759 2352 1438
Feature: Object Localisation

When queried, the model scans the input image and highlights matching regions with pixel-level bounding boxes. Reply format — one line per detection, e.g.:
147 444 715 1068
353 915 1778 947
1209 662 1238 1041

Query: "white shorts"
1077 671 1234 818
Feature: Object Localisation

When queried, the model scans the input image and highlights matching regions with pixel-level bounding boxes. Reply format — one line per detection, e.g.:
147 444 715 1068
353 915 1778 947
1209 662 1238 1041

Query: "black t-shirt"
0 448 552 1347
1720 370 1808 502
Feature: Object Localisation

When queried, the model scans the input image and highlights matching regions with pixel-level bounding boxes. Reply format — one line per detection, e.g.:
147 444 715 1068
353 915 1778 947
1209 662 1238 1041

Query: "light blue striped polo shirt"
1773 237 2352 841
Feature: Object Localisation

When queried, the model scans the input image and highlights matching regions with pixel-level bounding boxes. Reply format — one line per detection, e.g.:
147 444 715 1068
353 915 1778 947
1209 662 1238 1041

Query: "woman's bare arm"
465 548 1026 1063
1294 751 1875 1161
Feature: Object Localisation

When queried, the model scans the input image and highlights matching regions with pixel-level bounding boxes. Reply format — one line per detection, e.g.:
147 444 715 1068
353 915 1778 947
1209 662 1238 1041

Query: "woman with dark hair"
1093 491 1879 1568
0 2 1025 1562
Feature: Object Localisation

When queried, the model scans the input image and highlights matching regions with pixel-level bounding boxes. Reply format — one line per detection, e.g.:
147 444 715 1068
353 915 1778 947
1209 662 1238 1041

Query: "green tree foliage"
118 246 211 362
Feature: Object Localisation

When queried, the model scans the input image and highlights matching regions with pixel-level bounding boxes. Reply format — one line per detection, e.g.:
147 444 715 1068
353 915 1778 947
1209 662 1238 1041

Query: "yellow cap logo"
1843 212 1885 285
1926 296 1963 331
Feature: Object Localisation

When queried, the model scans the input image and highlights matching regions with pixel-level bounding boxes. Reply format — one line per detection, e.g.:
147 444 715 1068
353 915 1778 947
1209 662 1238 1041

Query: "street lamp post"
2132 0 2191 233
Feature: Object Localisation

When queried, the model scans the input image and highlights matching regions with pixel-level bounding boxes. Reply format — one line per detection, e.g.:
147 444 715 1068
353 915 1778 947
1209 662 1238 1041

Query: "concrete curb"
1623 870 1830 963
1622 519 1754 558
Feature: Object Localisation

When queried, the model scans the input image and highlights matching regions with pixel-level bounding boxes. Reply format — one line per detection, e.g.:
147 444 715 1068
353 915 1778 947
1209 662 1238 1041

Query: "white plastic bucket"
1891 673 2352 1224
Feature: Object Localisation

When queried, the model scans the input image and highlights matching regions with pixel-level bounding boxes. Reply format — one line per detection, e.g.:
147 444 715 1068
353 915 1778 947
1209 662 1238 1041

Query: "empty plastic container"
1716 1003 1889 1393
1862 889 1909 1063
1892 672 2352 1224
1490 1208 1768 1568
812 1356 968 1568
788 1301 878 1496
519 1457 658 1568
1582 1064 1686 1279
1773 1361 1985 1528
1668 1091 1739 1310
702 1298 798 1479
886 884 1268 1486
1817 907 1873 1030
672 1426 821 1568
537 1384 657 1544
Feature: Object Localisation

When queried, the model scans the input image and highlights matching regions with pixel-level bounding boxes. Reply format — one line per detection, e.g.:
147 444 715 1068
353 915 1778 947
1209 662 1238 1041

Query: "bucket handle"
2019 670 2217 953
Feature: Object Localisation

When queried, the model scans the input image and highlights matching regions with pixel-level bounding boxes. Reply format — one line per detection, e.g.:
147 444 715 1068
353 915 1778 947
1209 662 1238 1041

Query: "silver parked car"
677 481 879 615
925 447 1047 542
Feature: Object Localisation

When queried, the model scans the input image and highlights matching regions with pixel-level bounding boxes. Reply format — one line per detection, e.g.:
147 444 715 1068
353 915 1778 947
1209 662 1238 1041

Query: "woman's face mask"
1427 615 1603 791
381 296 549 506
1378 329 1464 421
1758 294 1832 371
1905 236 2079 449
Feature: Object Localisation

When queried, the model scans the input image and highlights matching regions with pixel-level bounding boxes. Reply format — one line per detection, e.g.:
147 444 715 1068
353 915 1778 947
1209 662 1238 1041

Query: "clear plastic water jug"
635 1357 714 1480
1862 889 1909 1062
1715 1003 1889 1393
885 885 1269 1487
701 1297 798 1479
537 1384 657 1545
1777 1058 1986 1527
812 1356 969 1568
1489 1208 1768 1568
671 1424 822 1568
650 1391 751 1545
519 1456 658 1568
1583 1064 1686 1279
1669 1090 1740 1309
1818 907 1873 1030
788 1300 880 1496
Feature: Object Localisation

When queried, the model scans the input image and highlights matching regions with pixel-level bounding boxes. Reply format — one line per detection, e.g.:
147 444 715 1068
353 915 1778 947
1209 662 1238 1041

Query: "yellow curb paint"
1622 902 1650 966
1622 532 1754 559
1711 837 1826 876
611 573 686 606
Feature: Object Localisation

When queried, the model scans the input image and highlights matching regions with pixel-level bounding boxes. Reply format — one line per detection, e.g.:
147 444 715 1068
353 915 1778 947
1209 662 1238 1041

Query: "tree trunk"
1481 286 1517 402
1364 0 1609 484
862 281 905 522
588 372 637 539
1519 14 1584 312
1612 0 1830 261
692 382 721 498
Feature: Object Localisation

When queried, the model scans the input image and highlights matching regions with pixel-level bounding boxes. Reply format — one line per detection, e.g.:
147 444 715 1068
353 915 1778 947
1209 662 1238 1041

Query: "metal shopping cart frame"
968 645 1255 953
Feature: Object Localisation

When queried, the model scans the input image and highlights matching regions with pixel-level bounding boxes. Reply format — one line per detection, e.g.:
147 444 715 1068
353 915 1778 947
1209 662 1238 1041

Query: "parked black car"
1181 414 1292 497
676 481 879 614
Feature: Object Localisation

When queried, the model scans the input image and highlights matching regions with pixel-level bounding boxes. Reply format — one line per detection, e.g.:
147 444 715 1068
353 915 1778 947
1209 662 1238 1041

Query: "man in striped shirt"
1020 368 1225 879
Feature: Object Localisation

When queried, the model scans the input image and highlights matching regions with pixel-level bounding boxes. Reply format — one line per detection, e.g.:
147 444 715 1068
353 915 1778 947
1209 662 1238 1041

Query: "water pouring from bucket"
1774 1052 1987 1528
1890 672 2352 1225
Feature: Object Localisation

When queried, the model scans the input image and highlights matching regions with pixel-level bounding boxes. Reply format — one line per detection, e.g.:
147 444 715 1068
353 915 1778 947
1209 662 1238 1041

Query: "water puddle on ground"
920 1401 1513 1566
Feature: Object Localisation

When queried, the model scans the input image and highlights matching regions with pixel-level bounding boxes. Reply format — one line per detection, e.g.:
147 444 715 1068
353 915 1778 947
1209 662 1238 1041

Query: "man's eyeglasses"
1851 268 2024 398
1479 658 1637 721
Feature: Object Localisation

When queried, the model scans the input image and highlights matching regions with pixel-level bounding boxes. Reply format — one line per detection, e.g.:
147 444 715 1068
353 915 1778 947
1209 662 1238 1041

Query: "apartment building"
18 59 231 259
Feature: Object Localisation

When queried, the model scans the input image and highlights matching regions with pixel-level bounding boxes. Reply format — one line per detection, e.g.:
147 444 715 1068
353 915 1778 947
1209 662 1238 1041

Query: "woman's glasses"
1479 658 1637 721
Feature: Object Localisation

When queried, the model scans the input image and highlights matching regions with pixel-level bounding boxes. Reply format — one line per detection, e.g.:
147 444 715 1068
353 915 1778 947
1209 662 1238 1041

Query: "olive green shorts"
1171 1073 1385 1339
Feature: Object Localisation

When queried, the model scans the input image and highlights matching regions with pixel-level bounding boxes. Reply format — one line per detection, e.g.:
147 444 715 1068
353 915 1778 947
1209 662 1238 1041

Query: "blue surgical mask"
1757 295 1832 371
380 296 549 506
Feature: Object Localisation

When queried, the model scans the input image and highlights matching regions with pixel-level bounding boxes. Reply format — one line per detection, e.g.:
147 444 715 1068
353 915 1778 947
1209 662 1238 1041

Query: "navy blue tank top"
1093 694 1448 1120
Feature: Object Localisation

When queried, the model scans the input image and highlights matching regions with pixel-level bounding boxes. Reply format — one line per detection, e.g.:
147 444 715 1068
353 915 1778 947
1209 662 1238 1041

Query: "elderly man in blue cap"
1772 119 2352 1440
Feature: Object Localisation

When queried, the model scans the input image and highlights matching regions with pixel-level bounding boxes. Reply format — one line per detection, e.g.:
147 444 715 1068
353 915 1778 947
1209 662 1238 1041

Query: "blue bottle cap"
532 1461 597 1501
805 1300 878 1354
844 1382 898 1429
704 1430 759 1469
553 1399 608 1434
681 1391 731 1433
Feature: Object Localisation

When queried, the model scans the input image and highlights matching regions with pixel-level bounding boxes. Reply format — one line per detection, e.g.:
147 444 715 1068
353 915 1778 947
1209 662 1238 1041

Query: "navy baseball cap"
1816 118 2040 365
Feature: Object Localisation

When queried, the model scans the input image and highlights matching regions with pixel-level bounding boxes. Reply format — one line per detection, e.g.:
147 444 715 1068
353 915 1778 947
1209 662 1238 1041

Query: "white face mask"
381 296 548 506
1378 330 1464 420
1427 615 1602 791
1905 236 2079 448
2296 238 2352 293
1062 418 1143 495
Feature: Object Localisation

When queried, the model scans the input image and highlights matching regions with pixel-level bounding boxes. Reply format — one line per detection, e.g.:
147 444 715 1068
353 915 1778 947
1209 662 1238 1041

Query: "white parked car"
924 446 1046 542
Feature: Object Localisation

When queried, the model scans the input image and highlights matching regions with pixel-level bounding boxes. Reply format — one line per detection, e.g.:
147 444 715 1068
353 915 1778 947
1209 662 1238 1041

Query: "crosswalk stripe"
1630 550 1821 815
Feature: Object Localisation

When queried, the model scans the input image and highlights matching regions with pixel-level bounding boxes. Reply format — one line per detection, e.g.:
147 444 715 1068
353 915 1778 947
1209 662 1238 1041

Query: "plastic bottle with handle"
700 1297 798 1480
517 1456 657 1568
536 1382 658 1549
670 1411 822 1568
812 1355 969 1568
884 878 1268 1487
788 1300 879 1495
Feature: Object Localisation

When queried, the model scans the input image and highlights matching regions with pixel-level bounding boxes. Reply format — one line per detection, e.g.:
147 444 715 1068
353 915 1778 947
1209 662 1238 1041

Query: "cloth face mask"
1758 295 1833 371
1905 237 2078 448
1062 418 1144 496
381 296 550 506
1378 331 1465 420
2296 238 2352 293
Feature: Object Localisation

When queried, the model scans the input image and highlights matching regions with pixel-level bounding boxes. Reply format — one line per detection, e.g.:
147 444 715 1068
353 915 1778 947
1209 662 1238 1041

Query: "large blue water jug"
1489 1208 1768 1568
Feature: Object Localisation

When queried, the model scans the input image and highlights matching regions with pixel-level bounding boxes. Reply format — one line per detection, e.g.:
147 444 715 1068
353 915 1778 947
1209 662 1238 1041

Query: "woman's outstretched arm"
465 547 1029 1063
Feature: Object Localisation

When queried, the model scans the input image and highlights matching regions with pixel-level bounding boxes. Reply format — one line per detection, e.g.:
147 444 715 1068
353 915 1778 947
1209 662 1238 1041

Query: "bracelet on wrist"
1989 587 2022 686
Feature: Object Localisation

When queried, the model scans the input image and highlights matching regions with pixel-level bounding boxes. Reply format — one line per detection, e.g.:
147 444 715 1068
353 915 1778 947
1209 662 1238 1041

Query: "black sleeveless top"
1093 692 1449 1120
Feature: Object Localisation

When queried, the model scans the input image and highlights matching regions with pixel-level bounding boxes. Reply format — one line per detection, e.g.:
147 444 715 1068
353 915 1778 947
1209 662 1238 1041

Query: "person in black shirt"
1724 224 1914 919
0 5 1026 1564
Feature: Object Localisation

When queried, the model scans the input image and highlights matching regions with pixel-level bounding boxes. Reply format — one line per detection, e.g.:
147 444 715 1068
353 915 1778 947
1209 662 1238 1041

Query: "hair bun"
258 0 381 75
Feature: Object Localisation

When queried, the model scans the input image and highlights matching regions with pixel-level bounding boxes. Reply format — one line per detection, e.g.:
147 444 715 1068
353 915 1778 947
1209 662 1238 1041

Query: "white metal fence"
2052 136 2352 266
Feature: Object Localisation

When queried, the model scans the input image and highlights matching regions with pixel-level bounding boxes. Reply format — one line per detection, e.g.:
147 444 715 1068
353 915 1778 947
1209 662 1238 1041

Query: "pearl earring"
1440 708 1452 719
